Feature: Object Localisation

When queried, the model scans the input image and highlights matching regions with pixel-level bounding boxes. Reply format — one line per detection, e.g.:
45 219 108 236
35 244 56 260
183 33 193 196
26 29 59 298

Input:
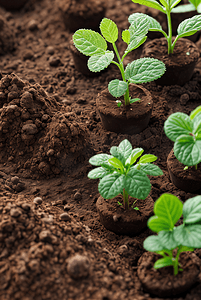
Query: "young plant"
164 106 201 170
88 139 163 210
129 0 201 54
73 16 165 106
144 193 201 275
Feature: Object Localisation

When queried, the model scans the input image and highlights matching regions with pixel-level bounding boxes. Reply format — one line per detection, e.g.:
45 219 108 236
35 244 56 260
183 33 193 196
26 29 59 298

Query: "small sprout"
186 52 190 55
144 193 201 275
88 139 163 210
183 166 189 170
129 2 201 54
73 16 166 106
164 106 201 170
129 97 141 104
116 100 122 107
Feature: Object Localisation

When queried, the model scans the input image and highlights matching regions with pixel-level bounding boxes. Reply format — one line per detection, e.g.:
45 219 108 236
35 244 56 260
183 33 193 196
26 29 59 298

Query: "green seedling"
144 193 201 275
88 139 163 210
171 0 201 13
73 16 165 106
164 106 201 170
129 0 201 54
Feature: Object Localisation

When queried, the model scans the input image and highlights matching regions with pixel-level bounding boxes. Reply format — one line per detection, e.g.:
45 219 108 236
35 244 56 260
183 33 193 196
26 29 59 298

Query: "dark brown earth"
0 0 201 299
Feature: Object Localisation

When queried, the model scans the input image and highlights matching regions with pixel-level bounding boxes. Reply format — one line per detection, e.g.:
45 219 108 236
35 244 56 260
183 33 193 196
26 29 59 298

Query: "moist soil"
0 0 201 300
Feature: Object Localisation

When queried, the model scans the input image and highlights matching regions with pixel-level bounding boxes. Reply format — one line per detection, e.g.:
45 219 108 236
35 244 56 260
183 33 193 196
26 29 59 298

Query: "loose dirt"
0 0 201 299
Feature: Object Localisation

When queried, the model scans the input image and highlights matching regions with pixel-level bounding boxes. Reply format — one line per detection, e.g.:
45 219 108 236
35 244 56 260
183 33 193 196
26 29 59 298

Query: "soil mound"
0 193 135 300
0 73 91 178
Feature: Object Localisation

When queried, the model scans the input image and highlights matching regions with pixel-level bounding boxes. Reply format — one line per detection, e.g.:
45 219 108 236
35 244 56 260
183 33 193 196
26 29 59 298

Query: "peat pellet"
33 197 42 204
67 254 90 279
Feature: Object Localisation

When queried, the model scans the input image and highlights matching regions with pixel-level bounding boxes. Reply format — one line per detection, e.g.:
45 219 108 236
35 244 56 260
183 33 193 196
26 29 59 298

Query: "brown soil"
0 1 201 300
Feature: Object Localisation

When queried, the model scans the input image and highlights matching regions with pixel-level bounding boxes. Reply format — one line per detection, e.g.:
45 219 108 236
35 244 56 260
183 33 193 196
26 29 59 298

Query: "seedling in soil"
129 0 201 54
73 16 165 106
88 139 163 210
144 193 201 275
171 0 201 13
164 106 201 170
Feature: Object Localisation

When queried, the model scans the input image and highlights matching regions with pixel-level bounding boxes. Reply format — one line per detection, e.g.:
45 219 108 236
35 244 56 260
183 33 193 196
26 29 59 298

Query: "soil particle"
67 254 90 279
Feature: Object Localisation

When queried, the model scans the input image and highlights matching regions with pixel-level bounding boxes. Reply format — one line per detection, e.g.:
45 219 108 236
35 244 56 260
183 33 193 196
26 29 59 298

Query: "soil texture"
0 0 201 300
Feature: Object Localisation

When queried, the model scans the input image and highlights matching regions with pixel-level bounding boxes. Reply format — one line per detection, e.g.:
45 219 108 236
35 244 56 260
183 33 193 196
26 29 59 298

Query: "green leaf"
88 167 110 179
148 215 173 232
73 29 107 56
154 257 173 269
125 148 144 166
174 136 201 166
143 14 163 31
125 36 147 54
88 51 114 72
125 169 151 199
174 224 201 248
108 157 124 172
172 3 196 12
108 80 128 98
139 164 163 176
110 146 125 164
178 245 194 253
190 0 201 9
130 98 140 104
158 231 178 250
170 0 182 9
122 30 130 44
183 196 201 224
139 154 157 163
89 153 112 166
158 0 169 9
197 3 201 12
118 139 133 160
143 235 165 252
149 194 183 232
130 0 166 13
98 173 125 199
128 13 150 38
125 57 166 84
177 15 201 38
190 106 201 120
193 112 201 134
164 112 193 142
100 18 118 43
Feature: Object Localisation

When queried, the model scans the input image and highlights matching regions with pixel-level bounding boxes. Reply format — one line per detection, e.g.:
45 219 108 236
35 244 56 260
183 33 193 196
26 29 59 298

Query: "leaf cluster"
144 193 201 272
88 139 163 201
164 106 201 167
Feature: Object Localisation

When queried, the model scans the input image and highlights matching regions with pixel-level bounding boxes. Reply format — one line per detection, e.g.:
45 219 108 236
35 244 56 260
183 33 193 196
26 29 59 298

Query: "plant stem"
195 164 198 170
112 42 130 105
172 247 182 276
166 10 173 54
123 189 129 209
